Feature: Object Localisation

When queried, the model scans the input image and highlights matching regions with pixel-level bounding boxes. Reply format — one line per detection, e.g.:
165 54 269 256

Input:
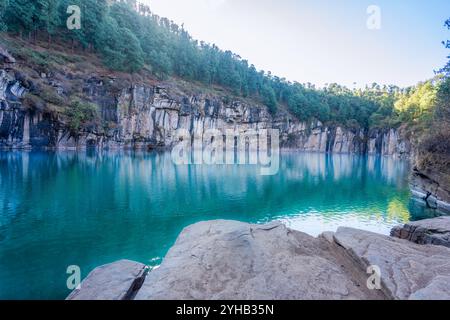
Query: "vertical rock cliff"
410 149 450 213
0 68 413 156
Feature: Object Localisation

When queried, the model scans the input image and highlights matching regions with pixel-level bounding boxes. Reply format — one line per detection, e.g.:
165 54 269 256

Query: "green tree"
96 16 144 73
4 0 34 37
0 0 8 31
117 27 144 73
435 76 450 122
394 80 438 124
261 84 277 114
439 18 450 76
288 93 311 120
78 0 108 50
0 0 417 129
34 0 59 45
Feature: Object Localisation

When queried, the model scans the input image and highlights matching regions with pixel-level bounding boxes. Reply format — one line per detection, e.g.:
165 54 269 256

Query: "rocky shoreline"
68 217 450 300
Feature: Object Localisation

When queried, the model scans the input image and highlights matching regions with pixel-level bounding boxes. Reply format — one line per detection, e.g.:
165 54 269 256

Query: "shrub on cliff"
64 99 99 135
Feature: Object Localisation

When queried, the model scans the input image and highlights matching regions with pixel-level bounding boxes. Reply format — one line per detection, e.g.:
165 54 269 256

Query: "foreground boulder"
391 216 450 248
334 227 450 300
135 220 383 300
67 219 450 300
67 260 147 300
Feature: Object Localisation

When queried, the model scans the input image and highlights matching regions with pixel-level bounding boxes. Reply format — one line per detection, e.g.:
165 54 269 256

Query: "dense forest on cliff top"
0 0 449 140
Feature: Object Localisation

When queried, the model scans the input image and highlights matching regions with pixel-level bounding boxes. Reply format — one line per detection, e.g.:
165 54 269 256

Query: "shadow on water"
0 150 441 299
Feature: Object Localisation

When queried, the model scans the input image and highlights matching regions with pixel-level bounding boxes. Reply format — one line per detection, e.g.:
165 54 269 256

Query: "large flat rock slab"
334 227 450 300
135 220 382 300
391 216 450 248
67 260 147 300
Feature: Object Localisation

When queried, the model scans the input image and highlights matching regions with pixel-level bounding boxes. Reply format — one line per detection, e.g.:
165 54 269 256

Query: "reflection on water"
0 151 438 299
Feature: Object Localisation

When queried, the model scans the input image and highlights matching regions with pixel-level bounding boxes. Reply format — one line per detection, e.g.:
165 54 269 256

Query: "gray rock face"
0 68 410 157
410 169 450 214
391 216 450 247
135 220 383 300
334 227 450 300
0 45 16 64
66 260 147 300
368 128 413 158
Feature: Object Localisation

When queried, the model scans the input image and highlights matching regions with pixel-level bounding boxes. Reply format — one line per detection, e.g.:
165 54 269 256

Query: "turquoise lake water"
0 151 438 300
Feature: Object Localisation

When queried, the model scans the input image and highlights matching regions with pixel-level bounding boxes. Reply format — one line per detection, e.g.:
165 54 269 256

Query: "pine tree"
261 84 277 114
4 0 35 38
0 0 8 31
96 15 144 73
34 0 59 46
78 0 108 50
0 0 410 127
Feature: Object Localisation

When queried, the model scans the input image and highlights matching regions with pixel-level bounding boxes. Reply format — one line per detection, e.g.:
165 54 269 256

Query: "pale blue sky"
143 0 450 88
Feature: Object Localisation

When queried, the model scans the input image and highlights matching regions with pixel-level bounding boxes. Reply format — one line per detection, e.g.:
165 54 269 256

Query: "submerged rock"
66 260 147 300
391 216 450 248
334 227 450 300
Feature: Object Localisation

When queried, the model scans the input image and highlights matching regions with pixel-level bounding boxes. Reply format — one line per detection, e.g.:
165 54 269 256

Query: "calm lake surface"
0 151 438 299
